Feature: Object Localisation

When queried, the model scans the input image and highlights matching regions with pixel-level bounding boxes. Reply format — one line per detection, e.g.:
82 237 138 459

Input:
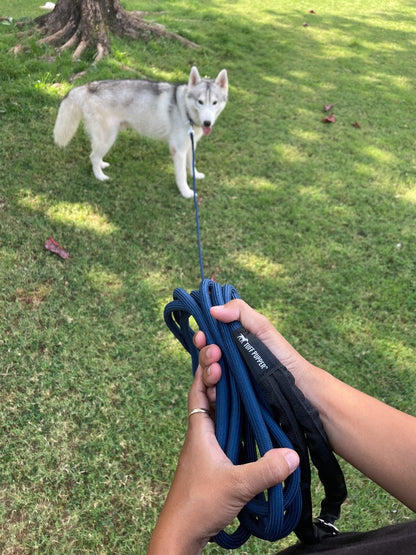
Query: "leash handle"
232 326 347 543
188 126 205 281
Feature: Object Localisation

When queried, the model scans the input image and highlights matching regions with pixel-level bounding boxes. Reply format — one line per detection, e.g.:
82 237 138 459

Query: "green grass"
0 0 415 552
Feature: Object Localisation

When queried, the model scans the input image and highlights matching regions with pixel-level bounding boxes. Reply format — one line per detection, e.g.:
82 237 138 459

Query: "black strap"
232 326 347 543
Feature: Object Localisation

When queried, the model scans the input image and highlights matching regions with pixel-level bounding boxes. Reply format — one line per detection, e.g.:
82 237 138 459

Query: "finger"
199 342 222 377
210 299 271 336
187 368 217 438
193 330 207 350
194 333 222 389
210 300 299 365
234 448 299 503
194 333 222 375
199 343 222 366
198 346 222 407
187 366 210 413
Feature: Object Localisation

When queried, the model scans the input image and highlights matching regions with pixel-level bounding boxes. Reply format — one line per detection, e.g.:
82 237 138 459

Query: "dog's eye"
213 100 218 105
198 100 204 105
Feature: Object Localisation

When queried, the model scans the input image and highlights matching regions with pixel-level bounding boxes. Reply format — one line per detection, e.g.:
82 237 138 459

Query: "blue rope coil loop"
164 279 303 549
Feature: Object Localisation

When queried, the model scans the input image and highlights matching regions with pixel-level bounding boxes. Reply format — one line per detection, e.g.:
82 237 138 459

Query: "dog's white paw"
94 170 110 181
181 187 196 199
101 161 110 169
194 170 205 180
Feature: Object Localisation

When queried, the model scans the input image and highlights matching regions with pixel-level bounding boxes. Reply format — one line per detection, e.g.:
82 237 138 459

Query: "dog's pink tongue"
203 126 212 136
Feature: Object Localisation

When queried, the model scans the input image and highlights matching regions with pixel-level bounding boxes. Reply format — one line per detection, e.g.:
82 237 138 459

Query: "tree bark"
35 0 199 62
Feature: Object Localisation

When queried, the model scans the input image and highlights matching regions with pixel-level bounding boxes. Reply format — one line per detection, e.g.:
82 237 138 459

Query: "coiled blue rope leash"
164 279 302 548
166 127 302 547
164 125 346 548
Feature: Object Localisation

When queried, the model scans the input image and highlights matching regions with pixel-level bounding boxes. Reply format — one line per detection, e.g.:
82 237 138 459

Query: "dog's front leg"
186 145 205 181
170 146 194 198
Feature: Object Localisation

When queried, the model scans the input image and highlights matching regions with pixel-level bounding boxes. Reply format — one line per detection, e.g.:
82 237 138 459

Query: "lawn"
0 0 415 553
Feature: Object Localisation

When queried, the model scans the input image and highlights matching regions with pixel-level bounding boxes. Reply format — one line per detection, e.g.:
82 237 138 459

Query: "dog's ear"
215 69 228 95
188 66 201 87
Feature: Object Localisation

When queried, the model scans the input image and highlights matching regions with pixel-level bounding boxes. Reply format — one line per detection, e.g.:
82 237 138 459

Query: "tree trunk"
35 0 199 62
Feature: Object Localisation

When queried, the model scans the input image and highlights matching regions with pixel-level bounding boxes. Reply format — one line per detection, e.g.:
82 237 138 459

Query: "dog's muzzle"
202 121 212 135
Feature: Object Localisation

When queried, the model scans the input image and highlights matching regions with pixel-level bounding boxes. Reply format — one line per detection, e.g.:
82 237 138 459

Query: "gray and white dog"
53 67 228 198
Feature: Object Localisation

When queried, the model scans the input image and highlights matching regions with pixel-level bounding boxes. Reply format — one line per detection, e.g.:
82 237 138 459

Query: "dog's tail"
53 88 83 147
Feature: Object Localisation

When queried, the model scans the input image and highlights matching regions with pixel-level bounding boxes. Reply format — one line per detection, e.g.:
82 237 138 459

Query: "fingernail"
285 451 299 473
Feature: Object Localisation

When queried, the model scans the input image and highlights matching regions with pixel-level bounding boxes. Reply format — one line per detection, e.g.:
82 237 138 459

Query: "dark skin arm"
201 300 416 513
149 299 415 553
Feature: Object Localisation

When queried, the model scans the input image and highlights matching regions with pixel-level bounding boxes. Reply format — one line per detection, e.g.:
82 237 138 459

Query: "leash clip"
313 518 340 539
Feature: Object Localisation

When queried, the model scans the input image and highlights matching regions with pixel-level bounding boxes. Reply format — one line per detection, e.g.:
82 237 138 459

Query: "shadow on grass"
2 2 415 355
1 1 414 388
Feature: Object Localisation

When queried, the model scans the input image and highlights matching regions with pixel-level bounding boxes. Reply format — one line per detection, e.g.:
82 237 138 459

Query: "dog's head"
187 66 228 135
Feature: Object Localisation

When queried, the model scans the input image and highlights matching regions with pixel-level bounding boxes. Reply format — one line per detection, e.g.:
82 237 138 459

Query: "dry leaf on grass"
45 237 69 259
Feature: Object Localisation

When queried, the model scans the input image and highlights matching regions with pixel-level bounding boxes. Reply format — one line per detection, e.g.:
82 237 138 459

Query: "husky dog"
53 67 228 198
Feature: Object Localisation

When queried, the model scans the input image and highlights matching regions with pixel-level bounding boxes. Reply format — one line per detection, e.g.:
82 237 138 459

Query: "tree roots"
34 0 199 62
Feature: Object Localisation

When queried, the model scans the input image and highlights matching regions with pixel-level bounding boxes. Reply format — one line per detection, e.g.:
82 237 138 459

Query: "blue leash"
188 126 205 280
171 138 303 545
164 279 302 548
164 126 346 548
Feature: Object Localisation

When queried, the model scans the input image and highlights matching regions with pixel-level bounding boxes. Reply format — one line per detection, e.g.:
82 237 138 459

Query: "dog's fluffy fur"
54 67 228 198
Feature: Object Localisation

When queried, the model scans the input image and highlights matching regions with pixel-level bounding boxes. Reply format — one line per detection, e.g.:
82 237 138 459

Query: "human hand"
195 300 416 515
148 356 299 554
195 298 313 388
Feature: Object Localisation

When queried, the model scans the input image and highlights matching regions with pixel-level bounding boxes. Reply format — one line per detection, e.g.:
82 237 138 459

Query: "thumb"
235 448 299 502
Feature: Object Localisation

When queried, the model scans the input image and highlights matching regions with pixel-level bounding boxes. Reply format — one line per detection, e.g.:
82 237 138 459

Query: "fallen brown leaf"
45 237 69 259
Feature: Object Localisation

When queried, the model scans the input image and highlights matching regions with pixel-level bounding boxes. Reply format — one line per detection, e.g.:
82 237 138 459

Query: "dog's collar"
186 110 200 128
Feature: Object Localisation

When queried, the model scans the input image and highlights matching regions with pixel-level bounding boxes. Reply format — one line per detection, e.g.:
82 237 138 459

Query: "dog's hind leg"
87 120 118 181
90 154 110 181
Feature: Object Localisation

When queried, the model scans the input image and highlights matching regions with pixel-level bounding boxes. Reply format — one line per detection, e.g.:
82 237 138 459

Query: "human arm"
198 300 416 513
147 363 299 554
